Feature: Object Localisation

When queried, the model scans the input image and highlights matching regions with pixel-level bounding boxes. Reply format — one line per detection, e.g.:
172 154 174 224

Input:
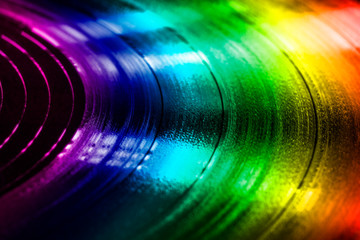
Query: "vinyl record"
0 0 360 239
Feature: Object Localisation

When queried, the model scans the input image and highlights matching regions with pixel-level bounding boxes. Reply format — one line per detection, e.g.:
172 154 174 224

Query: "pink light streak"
0 50 27 149
32 27 60 47
21 32 47 51
1 35 27 54
24 31 77 162
0 36 51 170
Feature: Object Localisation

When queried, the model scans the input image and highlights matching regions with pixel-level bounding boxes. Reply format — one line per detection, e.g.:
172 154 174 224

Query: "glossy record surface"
0 0 360 239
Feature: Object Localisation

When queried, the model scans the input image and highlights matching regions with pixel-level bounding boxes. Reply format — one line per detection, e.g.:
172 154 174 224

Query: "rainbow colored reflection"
0 0 360 239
